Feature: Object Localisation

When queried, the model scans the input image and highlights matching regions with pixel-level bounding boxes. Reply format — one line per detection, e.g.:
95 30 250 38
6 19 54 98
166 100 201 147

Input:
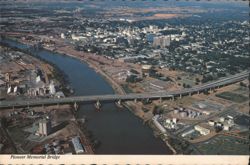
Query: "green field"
216 92 248 103
233 86 249 95
196 135 249 155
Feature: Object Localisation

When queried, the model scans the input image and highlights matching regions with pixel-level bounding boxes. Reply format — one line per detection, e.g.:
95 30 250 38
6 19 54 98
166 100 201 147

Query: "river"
1 38 171 154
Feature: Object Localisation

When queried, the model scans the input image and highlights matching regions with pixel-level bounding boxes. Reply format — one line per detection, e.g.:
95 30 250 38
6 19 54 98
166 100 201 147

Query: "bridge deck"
0 71 249 109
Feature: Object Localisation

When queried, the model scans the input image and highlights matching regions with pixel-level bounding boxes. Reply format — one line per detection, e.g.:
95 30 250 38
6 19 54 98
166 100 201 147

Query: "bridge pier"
95 100 101 110
74 102 78 111
189 92 192 96
159 97 162 103
171 96 175 101
134 98 137 103
209 88 213 93
179 94 182 99
115 99 123 108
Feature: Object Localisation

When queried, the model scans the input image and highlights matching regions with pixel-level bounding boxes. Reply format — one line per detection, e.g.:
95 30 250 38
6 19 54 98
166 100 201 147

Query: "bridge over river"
0 71 249 109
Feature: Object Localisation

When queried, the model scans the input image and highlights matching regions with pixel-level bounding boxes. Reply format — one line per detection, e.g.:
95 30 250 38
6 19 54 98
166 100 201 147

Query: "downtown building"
153 35 171 48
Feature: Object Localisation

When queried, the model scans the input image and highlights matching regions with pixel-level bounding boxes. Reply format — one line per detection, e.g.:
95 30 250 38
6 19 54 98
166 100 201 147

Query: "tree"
202 75 214 83
204 90 209 95
183 83 186 88
239 82 247 87
130 69 139 75
1 117 9 127
126 75 137 83
195 78 200 83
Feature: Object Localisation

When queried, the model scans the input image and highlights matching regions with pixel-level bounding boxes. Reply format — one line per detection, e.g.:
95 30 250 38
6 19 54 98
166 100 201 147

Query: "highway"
0 71 249 109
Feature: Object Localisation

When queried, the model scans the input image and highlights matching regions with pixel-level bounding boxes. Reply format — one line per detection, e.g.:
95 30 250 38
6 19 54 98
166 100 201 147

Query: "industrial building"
164 118 178 130
49 82 56 95
38 118 52 136
223 124 231 131
173 107 203 119
194 125 211 136
141 65 152 76
181 129 195 137
208 117 234 132
71 136 85 154
152 115 167 134
208 120 215 126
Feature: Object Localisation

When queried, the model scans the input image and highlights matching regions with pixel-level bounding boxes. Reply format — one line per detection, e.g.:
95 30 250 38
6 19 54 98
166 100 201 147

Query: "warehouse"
71 136 85 154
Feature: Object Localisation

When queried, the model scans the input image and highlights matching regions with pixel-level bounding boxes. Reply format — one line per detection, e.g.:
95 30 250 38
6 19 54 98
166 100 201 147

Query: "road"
0 71 249 109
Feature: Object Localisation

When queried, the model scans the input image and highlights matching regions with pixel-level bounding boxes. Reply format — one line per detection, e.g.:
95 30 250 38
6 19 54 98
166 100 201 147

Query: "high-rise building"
38 118 52 136
153 35 171 48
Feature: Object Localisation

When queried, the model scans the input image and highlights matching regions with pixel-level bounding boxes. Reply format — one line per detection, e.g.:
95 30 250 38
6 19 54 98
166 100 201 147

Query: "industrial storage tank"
141 65 152 74
53 140 60 147
173 109 179 114
54 146 61 154
180 111 187 118
49 83 56 95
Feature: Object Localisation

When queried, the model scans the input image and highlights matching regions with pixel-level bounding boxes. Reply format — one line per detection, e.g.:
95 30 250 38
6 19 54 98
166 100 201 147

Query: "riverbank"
0 39 71 97
0 40 95 154
123 101 177 154
43 43 176 154
47 47 126 95
39 42 176 154
1 36 174 154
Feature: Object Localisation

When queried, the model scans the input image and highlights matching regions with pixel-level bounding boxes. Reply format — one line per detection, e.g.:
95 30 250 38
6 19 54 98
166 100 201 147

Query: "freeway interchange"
0 71 249 109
